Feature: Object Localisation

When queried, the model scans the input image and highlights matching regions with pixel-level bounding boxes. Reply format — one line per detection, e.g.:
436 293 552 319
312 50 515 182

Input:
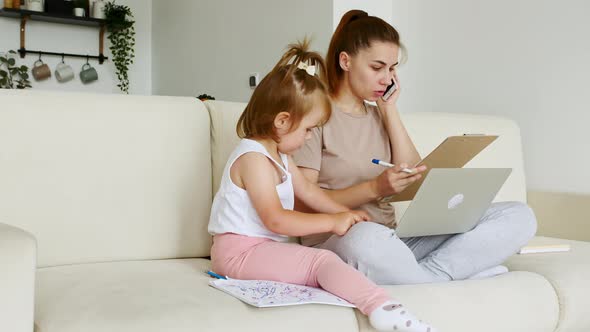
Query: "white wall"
152 0 333 102
0 0 151 95
386 0 590 194
333 0 392 30
4 0 586 194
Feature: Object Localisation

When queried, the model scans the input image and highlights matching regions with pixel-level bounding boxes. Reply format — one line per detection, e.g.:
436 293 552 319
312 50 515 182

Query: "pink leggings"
211 233 391 314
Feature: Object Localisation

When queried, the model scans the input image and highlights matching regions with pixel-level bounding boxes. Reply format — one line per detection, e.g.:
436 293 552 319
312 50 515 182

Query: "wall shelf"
0 8 105 26
0 8 108 64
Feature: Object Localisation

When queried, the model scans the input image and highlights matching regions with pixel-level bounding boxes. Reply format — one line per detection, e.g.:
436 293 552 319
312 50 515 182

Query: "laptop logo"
448 194 465 209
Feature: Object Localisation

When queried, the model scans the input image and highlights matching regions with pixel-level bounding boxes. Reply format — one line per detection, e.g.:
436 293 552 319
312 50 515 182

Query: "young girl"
208 40 437 332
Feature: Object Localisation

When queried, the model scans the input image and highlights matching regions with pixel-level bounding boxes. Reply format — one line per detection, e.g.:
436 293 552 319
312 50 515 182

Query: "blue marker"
206 270 227 280
371 159 414 174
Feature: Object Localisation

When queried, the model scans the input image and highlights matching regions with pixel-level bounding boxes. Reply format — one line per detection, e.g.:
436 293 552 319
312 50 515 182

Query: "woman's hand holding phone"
382 79 397 101
377 72 401 116
382 71 400 102
376 73 401 122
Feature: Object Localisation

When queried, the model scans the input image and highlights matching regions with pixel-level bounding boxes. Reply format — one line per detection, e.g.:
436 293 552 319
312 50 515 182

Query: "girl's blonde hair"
237 39 331 141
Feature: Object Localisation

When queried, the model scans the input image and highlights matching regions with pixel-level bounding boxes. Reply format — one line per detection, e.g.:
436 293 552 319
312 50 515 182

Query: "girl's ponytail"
237 38 331 141
271 38 327 85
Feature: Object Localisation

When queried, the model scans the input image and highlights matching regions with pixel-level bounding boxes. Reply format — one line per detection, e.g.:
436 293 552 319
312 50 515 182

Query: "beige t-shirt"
292 103 396 247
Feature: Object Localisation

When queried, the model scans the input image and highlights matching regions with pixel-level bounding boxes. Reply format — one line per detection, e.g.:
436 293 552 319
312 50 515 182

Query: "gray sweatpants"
318 201 537 285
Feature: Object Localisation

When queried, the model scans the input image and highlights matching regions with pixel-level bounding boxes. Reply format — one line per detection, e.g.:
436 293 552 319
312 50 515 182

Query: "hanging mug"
80 63 98 84
32 60 51 81
55 61 74 83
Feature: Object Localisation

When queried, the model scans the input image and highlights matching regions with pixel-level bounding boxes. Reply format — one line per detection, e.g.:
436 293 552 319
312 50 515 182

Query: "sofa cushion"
506 236 590 332
205 100 245 196
0 223 36 332
0 90 213 267
355 271 558 332
34 258 358 332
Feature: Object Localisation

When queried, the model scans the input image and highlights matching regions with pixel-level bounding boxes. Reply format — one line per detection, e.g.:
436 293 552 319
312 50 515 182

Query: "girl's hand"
371 163 427 198
331 210 370 236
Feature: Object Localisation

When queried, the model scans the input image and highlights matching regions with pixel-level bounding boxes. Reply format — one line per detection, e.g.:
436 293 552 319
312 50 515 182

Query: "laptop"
394 168 512 238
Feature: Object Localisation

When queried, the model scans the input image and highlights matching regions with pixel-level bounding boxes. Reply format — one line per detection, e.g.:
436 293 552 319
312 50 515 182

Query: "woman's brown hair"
237 39 331 142
326 10 402 95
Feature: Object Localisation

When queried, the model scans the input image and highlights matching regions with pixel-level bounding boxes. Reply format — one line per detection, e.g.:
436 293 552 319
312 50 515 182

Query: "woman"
293 10 537 285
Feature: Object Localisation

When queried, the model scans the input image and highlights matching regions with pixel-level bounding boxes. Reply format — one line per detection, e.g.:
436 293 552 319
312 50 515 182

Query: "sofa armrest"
0 223 36 332
528 191 590 242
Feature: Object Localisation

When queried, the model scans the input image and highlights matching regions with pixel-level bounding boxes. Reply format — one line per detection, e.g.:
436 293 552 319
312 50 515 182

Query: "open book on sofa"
209 278 355 308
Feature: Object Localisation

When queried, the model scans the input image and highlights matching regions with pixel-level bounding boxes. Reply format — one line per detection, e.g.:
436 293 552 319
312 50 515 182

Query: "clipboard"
381 135 498 202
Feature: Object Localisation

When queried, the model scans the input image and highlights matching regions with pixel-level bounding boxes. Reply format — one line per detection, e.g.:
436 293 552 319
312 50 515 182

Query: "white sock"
467 265 509 280
368 300 438 332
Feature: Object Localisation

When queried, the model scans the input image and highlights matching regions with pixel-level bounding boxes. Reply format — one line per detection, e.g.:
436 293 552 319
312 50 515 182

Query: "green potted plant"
104 1 135 94
197 94 216 101
0 50 32 89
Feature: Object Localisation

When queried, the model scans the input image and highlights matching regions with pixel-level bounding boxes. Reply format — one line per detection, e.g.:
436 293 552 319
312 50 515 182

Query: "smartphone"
382 79 397 101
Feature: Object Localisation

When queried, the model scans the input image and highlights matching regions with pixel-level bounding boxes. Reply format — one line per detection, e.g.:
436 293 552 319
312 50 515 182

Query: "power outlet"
249 73 260 88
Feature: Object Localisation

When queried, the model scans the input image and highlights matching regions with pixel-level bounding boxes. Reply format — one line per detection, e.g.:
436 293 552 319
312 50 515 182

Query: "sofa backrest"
393 111 527 215
0 90 212 267
206 100 246 197
206 102 527 219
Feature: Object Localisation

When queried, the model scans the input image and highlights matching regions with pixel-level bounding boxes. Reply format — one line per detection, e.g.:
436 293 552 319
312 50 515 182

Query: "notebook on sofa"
381 134 498 202
209 278 355 308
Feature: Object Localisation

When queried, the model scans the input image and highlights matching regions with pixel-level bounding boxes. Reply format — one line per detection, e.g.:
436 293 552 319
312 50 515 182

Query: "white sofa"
1 89 588 332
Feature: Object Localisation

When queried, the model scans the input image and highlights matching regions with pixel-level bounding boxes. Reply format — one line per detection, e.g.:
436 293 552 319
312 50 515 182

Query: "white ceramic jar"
91 0 106 19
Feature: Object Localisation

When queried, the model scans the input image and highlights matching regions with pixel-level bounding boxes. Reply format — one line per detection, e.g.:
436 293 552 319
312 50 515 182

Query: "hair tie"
297 62 316 76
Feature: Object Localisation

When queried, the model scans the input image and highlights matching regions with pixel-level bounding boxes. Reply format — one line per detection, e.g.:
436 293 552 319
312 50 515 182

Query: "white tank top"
208 139 294 242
